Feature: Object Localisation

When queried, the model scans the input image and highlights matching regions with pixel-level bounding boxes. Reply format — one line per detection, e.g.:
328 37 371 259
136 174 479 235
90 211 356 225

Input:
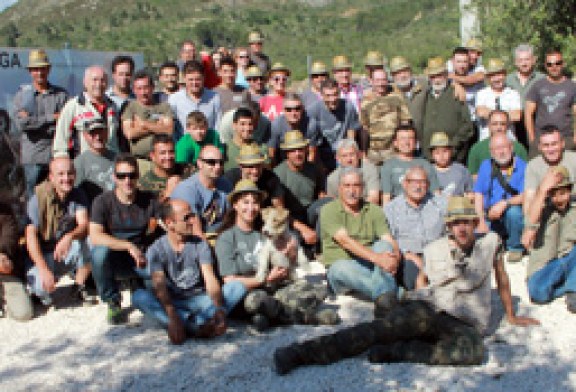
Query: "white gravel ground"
1 259 575 392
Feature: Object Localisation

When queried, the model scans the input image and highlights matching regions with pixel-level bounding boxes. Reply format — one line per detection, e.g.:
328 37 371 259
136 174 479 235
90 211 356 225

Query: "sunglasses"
284 106 302 112
182 212 196 221
115 172 138 180
247 77 263 81
201 158 224 166
273 76 288 82
238 55 249 59
311 74 327 78
546 60 563 67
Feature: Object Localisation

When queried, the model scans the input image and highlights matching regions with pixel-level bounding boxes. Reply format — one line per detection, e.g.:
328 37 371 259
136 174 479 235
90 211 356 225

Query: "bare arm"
524 101 537 143
25 225 55 292
473 193 490 233
89 222 146 267
493 253 540 326
449 71 485 86
200 263 223 308
366 190 380 205
333 229 399 274
476 105 492 120
53 208 89 261
151 271 186 344
123 116 173 140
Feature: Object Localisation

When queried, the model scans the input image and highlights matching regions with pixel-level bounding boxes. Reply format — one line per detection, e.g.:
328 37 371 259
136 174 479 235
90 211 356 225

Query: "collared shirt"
474 156 526 209
339 83 363 114
505 70 545 106
475 86 522 140
168 88 221 140
12 82 68 164
384 193 447 254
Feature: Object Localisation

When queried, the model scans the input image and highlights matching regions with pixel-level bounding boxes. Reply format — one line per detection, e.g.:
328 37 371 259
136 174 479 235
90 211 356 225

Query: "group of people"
2 32 576 373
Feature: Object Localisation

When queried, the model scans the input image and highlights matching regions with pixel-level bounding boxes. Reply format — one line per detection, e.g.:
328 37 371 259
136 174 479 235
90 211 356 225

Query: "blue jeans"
91 246 148 304
327 240 398 301
528 245 576 304
131 281 246 330
23 163 49 199
490 205 524 252
26 239 90 299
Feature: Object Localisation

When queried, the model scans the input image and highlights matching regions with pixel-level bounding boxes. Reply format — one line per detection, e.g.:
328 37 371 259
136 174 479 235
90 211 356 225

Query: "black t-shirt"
223 167 285 208
90 190 159 247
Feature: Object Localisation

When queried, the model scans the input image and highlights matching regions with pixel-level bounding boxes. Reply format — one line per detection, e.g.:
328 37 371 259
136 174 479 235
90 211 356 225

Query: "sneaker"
566 292 576 313
106 301 125 325
70 284 98 306
507 251 524 263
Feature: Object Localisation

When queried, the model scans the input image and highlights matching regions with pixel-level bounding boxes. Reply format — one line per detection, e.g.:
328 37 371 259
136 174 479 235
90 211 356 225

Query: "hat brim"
485 68 506 76
445 214 478 223
228 188 267 203
237 157 266 165
425 67 447 76
390 65 410 73
280 140 309 150
332 64 353 71
27 62 50 68
429 143 454 150
550 182 574 191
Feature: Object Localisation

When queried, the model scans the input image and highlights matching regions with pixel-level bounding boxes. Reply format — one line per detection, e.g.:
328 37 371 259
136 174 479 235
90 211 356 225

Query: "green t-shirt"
274 160 323 222
320 199 390 266
215 226 264 277
467 139 528 175
175 129 224 165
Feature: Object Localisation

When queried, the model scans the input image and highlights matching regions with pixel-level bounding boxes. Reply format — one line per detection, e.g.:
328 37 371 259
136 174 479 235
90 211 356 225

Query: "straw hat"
27 49 51 68
332 55 352 71
269 62 291 77
245 66 263 78
444 196 478 223
280 130 309 150
228 179 267 203
309 61 328 76
424 57 447 76
429 132 454 149
389 56 411 73
364 51 384 67
550 166 574 191
248 31 264 44
485 58 506 75
237 143 267 165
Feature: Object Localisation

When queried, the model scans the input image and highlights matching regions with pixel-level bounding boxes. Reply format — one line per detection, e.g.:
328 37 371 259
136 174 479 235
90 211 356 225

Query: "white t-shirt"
476 86 521 140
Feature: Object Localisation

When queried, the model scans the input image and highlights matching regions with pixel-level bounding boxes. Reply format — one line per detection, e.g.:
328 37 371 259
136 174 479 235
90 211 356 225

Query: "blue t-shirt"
147 234 212 298
473 156 526 210
170 173 232 233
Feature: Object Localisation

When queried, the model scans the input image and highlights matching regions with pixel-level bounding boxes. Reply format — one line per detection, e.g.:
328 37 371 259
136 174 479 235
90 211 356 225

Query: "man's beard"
431 80 447 93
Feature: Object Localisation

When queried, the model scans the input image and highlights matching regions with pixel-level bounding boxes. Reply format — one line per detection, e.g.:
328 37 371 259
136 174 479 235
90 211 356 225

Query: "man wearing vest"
274 196 539 375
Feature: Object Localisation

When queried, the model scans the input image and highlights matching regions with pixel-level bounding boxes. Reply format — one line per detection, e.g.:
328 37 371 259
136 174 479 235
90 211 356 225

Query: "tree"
473 0 576 70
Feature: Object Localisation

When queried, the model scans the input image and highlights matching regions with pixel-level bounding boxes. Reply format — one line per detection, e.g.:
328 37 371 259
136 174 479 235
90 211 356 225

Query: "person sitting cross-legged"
132 198 246 344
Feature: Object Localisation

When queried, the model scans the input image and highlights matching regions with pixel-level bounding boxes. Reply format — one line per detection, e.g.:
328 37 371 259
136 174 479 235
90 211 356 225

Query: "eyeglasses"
238 55 249 59
115 172 138 180
273 76 288 82
247 77 263 81
311 74 327 78
200 158 224 166
546 60 563 67
284 106 302 112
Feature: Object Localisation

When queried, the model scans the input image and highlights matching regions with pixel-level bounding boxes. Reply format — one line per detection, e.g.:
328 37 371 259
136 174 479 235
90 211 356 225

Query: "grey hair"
514 44 534 58
336 138 359 152
338 166 363 185
403 165 428 181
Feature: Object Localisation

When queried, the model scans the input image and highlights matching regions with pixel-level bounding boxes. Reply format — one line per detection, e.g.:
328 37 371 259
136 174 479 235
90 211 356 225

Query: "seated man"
175 111 224 169
224 107 268 172
139 134 191 201
223 143 284 208
380 124 440 205
429 132 473 197
321 167 401 301
524 166 576 312
0 201 33 321
268 93 310 165
26 157 93 306
326 139 380 205
474 133 526 262
275 196 539 375
384 166 447 289
171 145 232 238
132 199 246 344
274 131 324 250
90 153 160 324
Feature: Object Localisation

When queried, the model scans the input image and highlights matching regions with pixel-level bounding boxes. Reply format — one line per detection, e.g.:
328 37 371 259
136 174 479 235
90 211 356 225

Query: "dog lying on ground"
256 207 310 283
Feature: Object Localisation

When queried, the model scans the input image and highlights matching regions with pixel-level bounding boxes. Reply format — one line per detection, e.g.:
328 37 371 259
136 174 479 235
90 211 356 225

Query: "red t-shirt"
259 95 284 122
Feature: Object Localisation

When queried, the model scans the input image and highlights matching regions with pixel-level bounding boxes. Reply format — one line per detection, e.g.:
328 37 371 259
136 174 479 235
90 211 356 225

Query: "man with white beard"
419 57 474 163
473 133 526 262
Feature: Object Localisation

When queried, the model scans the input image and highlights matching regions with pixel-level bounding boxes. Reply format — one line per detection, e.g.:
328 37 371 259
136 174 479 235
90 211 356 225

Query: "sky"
0 0 18 12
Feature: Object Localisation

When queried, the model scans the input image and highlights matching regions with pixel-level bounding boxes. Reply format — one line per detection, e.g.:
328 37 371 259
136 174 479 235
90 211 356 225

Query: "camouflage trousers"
244 280 339 325
274 300 484 374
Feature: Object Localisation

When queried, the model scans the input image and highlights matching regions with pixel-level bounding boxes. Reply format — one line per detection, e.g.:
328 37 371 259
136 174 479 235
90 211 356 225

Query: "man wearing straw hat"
359 50 386 94
524 166 576 313
244 65 267 104
247 31 271 75
331 55 362 114
475 58 522 141
274 130 323 251
13 49 68 197
301 61 329 110
420 57 474 163
274 196 539 375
